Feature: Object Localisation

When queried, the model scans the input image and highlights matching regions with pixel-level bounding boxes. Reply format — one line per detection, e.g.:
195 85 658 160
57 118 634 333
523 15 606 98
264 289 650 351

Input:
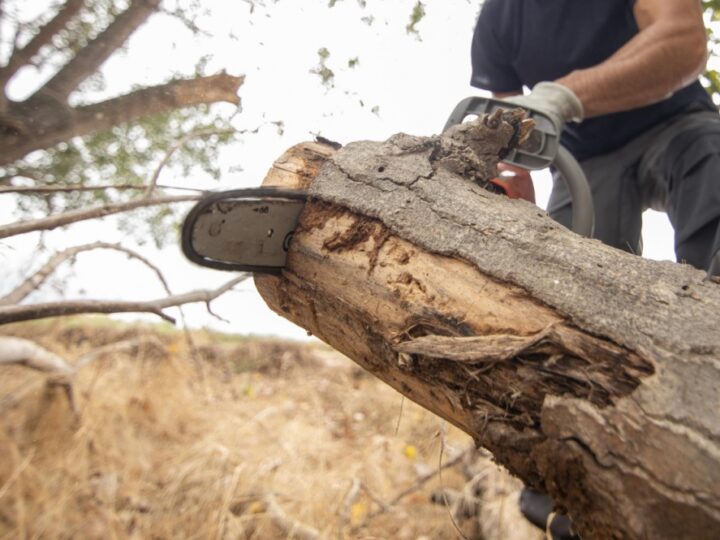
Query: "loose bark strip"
253 115 720 539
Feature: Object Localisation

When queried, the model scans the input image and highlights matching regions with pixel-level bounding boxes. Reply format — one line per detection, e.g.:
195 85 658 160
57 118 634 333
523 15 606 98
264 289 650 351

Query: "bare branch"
0 183 207 194
263 495 320 540
0 193 199 239
0 274 248 325
337 478 362 532
145 127 234 198
0 0 85 100
75 336 162 369
1 241 172 306
31 0 161 103
359 448 470 527
1 73 243 166
0 169 44 185
0 336 73 374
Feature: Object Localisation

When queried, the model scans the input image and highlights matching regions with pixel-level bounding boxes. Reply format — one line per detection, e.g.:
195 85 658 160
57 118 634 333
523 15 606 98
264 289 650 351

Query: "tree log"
253 114 720 539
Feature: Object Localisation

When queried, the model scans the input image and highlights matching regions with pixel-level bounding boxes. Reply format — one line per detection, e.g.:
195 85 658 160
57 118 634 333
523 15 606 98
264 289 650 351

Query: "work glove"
504 82 584 135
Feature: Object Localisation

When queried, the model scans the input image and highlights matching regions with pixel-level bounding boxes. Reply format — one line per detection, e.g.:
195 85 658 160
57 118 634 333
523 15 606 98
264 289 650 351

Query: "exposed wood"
254 115 720 539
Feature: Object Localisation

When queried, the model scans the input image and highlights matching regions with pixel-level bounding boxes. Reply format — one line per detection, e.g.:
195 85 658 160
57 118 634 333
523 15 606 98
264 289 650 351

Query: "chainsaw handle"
555 146 594 238
444 96 595 238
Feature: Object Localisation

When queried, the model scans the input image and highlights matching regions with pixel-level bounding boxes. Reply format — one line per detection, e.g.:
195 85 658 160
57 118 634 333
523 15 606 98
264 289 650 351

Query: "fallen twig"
264 494 321 540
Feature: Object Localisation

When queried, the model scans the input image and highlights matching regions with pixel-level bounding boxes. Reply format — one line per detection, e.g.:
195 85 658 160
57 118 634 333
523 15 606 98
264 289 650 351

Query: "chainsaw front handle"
444 96 594 238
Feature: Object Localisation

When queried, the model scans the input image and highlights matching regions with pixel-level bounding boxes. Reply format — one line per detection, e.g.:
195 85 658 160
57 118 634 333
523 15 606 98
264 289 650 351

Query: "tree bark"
252 115 720 539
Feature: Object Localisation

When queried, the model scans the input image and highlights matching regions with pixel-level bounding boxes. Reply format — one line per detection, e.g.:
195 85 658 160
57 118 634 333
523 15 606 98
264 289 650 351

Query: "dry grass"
0 317 539 539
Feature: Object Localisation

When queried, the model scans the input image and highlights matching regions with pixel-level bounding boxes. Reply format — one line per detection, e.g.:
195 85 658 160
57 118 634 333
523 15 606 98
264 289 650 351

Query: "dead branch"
358 447 469 527
263 494 321 540
0 183 207 194
75 336 162 369
74 72 243 127
0 274 248 325
30 0 161 104
0 336 73 374
337 477 362 533
0 193 199 239
145 127 235 197
0 241 172 306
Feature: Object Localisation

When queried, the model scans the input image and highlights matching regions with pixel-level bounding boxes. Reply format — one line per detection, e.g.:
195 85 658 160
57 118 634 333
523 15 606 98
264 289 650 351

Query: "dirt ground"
0 318 541 539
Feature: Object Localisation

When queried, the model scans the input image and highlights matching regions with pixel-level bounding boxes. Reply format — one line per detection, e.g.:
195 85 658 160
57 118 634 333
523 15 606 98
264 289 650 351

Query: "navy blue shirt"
470 0 716 161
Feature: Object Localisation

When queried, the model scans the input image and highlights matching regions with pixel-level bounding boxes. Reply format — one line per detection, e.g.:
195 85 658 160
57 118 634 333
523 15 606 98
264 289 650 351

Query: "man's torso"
470 0 716 160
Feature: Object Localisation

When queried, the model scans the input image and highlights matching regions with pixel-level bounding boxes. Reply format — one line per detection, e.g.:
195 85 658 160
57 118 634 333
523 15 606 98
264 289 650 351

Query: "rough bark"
252 115 720 539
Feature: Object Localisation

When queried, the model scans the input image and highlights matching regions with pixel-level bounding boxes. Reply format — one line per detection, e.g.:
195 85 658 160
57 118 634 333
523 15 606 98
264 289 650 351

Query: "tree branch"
31 0 160 103
0 73 243 165
145 127 234 197
0 0 85 95
0 193 199 239
0 336 74 374
75 336 160 369
0 241 172 306
0 169 44 185
0 183 207 194
0 274 248 325
263 495 320 540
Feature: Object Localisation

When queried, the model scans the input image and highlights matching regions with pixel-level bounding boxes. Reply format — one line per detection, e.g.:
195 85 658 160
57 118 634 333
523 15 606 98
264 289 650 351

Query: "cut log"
254 114 720 540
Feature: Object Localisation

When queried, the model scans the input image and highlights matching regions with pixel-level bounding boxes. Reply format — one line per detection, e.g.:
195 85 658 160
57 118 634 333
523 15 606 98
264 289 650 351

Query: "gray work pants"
548 109 720 271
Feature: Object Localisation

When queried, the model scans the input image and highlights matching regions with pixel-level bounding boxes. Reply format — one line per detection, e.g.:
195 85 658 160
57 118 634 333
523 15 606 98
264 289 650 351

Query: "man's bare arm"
558 0 707 118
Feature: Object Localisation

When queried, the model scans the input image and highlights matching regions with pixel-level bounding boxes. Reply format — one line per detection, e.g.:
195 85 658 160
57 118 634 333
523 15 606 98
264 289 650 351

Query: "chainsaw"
181 98 595 274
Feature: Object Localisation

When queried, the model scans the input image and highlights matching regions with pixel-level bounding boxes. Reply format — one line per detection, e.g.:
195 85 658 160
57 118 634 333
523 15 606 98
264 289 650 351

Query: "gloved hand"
504 82 584 135
489 163 535 203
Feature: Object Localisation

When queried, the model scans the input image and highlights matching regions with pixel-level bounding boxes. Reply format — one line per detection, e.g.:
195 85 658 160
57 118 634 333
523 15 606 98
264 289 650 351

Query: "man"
471 0 720 277
470 1 718 537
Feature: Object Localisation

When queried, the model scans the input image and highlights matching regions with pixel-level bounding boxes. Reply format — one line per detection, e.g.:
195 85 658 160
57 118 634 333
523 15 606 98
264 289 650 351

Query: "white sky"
0 0 676 340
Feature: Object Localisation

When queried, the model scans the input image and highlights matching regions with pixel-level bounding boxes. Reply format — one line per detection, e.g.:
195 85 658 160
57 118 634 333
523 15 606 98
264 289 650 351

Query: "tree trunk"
253 114 720 539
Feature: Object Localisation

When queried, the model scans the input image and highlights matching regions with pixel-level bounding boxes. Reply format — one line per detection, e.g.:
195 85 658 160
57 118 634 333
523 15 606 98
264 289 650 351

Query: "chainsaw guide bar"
181 187 307 275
